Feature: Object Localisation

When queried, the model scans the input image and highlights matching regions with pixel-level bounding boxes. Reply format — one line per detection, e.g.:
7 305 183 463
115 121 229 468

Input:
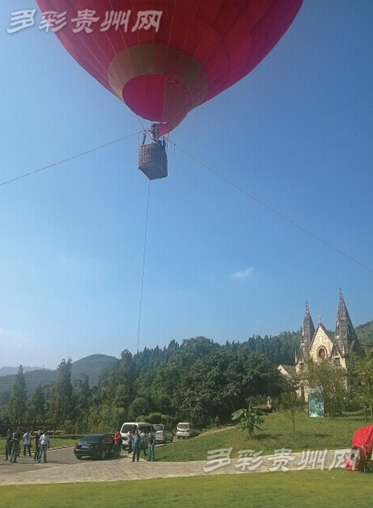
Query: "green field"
1 413 372 508
1 470 371 508
156 411 370 462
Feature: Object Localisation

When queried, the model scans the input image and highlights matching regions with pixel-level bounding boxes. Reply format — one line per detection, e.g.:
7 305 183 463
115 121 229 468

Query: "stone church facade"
279 291 363 399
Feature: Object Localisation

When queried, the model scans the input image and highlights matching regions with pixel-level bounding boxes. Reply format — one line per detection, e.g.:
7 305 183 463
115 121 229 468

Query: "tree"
71 374 92 432
306 359 347 417
128 396 151 420
350 351 373 420
279 377 305 433
232 401 265 439
27 385 46 421
8 365 28 421
49 358 73 423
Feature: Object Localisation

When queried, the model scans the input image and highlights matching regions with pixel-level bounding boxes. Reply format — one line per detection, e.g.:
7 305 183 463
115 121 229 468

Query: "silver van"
120 422 153 450
153 424 173 444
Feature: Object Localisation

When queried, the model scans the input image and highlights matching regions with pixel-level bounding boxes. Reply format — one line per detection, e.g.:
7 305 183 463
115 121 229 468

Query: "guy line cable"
168 138 373 275
0 131 142 188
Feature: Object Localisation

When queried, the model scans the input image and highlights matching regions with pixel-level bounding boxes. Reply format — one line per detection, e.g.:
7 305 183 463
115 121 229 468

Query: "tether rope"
136 178 151 353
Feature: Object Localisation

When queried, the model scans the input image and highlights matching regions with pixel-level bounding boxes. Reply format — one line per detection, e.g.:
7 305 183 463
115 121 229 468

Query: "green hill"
1 320 371 401
0 354 118 399
356 320 373 348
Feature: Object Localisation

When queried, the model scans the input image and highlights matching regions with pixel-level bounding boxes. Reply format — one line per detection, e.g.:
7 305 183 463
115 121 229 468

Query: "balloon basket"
138 143 168 180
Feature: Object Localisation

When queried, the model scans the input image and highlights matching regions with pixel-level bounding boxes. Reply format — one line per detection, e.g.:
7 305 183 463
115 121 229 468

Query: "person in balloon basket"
132 431 141 462
38 431 50 463
150 123 159 144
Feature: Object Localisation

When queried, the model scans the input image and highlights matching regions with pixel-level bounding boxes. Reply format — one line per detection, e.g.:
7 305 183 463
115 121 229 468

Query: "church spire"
301 302 315 350
335 289 358 354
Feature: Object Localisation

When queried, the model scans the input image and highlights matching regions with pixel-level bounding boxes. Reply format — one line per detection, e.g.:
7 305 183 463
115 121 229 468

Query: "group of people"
125 428 155 462
4 427 156 464
4 428 50 463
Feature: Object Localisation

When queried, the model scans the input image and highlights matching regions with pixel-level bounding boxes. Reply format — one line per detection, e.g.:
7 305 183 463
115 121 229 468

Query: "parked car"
120 422 154 450
176 422 199 439
74 433 114 460
153 424 173 444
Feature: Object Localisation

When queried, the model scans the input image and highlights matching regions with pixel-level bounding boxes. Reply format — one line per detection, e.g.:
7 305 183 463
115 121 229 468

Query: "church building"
279 291 363 398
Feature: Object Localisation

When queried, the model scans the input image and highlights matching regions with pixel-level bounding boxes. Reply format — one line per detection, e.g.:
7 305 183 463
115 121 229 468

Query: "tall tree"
27 385 46 421
306 359 347 416
49 358 73 422
279 377 305 433
8 365 28 421
71 374 92 432
350 351 373 420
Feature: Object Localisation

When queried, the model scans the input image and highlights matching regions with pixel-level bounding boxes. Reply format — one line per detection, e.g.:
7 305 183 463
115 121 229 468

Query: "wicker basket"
138 143 168 180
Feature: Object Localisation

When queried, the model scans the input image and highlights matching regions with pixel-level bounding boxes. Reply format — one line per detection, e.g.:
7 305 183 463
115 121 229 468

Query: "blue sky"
1 1 372 369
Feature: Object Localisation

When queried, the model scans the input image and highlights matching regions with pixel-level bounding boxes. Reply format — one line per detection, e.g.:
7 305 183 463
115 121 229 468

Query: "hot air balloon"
35 0 303 178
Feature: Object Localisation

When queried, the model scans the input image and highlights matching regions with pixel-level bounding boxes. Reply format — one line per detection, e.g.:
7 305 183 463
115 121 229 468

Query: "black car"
74 433 114 460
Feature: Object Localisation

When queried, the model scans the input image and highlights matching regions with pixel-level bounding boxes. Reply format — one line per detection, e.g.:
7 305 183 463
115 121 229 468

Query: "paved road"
0 446 350 486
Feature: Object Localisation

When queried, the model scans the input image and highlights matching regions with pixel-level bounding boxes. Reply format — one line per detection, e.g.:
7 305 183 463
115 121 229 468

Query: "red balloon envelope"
35 0 303 135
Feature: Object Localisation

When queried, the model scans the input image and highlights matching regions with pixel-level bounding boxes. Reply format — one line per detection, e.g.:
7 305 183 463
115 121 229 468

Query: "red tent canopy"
352 425 373 455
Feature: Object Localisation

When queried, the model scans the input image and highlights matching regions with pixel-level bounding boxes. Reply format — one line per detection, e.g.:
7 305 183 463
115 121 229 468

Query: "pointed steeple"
300 302 315 352
335 290 358 355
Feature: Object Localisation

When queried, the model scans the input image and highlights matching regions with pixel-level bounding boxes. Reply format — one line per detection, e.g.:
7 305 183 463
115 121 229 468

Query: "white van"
120 422 153 450
176 422 191 439
153 424 173 444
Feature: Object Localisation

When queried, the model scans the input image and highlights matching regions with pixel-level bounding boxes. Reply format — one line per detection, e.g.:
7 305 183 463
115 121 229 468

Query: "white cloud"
232 266 255 280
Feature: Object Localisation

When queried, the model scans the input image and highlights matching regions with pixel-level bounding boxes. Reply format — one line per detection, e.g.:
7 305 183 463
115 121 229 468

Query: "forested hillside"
1 320 372 431
0 354 118 401
356 320 373 347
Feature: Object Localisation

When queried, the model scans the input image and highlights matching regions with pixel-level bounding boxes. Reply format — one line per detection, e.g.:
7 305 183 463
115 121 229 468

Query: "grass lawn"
157 411 371 461
1 469 371 508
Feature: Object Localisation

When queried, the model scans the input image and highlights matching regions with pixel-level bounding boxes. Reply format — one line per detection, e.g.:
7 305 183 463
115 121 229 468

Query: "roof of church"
301 303 315 345
278 364 296 378
335 290 359 351
296 291 361 360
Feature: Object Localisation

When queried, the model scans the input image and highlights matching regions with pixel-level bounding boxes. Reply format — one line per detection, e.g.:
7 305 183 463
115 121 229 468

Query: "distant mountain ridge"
0 354 118 397
0 366 50 377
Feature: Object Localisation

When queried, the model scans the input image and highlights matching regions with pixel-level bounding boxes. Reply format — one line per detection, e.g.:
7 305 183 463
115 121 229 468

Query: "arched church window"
318 347 326 360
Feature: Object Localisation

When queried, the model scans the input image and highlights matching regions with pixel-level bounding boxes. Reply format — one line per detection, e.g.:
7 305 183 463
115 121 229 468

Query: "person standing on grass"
140 429 147 457
4 429 13 461
23 430 32 456
127 430 133 454
38 431 50 463
114 430 122 458
10 428 22 463
34 430 42 461
132 430 141 462
147 431 155 462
